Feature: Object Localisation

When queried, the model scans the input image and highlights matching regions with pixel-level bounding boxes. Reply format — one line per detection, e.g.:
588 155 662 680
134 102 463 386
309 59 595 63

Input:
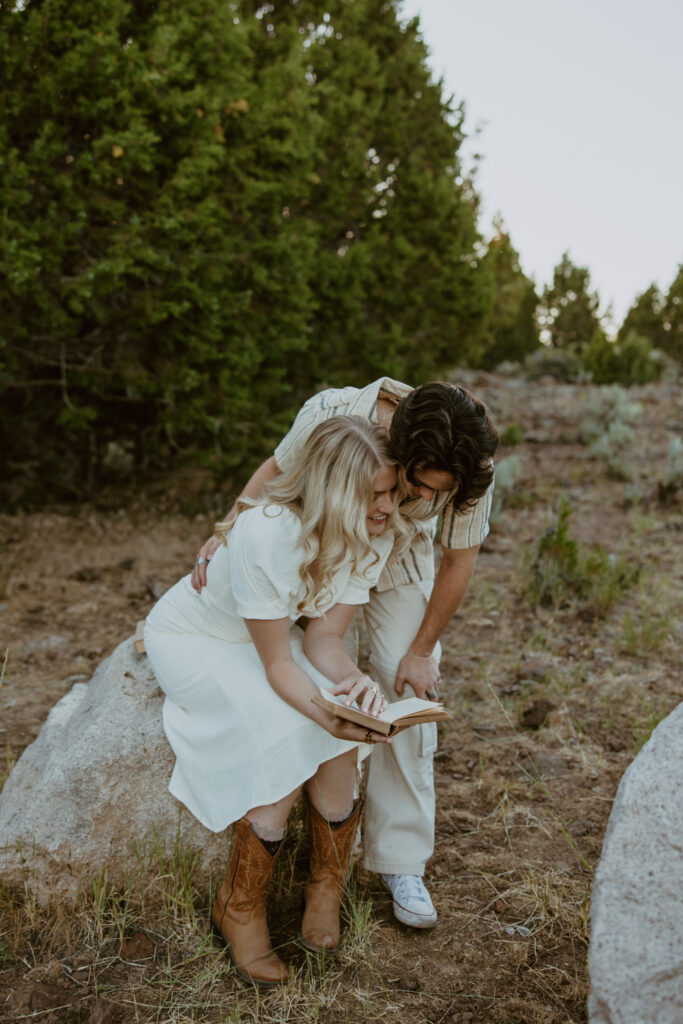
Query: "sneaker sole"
380 879 438 928
392 903 438 928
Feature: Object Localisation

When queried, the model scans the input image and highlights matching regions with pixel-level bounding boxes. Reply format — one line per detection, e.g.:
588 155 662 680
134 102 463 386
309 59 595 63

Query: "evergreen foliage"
617 284 665 347
478 220 539 369
0 0 488 504
269 0 490 383
539 252 602 353
615 267 682 367
583 329 661 386
525 496 639 616
660 264 683 362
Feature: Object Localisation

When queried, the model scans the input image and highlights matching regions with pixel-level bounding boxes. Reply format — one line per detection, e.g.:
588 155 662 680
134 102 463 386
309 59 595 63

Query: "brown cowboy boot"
300 798 364 954
211 817 289 986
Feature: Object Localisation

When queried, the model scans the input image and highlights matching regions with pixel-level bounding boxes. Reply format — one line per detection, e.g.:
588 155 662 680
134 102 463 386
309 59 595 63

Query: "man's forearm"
409 545 479 656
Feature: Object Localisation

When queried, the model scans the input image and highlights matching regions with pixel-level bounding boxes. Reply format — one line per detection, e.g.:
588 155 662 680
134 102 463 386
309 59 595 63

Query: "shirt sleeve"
273 401 320 472
229 507 302 619
337 533 394 605
439 477 494 550
273 386 358 471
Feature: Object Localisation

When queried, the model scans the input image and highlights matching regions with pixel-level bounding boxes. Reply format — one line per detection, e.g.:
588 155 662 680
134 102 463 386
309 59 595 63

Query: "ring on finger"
196 556 207 566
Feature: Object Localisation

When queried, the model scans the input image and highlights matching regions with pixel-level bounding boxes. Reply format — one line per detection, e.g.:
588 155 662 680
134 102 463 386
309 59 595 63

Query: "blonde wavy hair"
216 415 408 614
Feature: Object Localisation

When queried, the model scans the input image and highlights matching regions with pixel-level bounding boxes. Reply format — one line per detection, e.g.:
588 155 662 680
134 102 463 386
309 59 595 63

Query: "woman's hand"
190 535 222 592
330 673 386 718
325 715 393 745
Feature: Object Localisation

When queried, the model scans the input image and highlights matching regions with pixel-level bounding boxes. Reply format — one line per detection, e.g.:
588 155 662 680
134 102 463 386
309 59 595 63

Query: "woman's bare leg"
247 786 301 840
305 749 358 822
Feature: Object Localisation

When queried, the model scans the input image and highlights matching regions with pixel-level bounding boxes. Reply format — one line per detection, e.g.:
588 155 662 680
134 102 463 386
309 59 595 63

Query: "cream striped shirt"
274 377 493 592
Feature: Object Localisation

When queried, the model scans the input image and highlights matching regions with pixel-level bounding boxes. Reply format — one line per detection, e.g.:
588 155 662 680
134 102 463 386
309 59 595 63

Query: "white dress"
144 505 393 833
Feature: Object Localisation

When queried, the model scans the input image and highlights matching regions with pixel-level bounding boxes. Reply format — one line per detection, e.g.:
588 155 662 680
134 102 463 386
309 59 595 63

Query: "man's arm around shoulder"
191 455 282 591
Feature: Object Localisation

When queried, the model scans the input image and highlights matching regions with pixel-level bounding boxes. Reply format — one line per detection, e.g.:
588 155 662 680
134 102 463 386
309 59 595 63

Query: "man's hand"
191 455 282 593
394 651 440 701
190 535 222 592
393 545 480 701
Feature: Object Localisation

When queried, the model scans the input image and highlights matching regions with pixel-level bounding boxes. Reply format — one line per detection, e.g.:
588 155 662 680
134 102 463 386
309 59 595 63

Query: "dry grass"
1 374 681 1022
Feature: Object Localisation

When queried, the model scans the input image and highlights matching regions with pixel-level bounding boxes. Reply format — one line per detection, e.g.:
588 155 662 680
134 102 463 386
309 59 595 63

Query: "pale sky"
400 0 683 330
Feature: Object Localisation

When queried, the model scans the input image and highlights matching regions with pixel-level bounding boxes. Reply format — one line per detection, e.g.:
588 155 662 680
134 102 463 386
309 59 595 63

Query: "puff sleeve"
228 506 303 620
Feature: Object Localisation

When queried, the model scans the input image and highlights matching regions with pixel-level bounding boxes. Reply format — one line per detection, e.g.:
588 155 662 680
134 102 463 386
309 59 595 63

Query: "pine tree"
478 220 539 369
252 0 489 383
617 284 665 348
661 265 683 362
540 252 602 352
0 0 321 497
0 0 490 503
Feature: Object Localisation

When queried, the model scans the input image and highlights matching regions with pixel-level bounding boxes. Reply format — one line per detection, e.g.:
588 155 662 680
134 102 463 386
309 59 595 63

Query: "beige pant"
344 583 440 875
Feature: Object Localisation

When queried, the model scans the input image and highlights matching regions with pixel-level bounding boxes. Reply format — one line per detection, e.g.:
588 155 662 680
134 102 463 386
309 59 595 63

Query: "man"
192 378 498 928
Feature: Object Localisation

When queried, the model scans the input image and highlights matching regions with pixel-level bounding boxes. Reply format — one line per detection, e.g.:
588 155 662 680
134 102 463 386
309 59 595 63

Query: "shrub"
580 386 642 480
500 423 525 446
658 436 683 504
583 329 661 386
0 0 488 505
522 496 639 616
524 347 585 383
490 453 522 523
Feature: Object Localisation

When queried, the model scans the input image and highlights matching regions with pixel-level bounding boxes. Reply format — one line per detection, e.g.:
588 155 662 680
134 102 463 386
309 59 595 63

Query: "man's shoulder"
304 377 412 416
376 377 413 404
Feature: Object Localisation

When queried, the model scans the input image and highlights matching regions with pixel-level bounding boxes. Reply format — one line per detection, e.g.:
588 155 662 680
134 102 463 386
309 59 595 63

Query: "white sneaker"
380 873 438 928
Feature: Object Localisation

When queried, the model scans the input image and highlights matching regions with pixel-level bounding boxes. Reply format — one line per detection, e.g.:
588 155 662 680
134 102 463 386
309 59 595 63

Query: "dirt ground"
1 372 681 1023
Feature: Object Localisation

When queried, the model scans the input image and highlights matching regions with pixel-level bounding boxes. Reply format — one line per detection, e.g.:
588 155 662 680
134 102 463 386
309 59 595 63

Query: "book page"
379 696 445 723
313 690 445 724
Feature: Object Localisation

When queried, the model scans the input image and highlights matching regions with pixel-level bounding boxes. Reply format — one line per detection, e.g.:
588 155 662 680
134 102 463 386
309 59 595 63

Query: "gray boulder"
0 637 229 902
589 701 683 1023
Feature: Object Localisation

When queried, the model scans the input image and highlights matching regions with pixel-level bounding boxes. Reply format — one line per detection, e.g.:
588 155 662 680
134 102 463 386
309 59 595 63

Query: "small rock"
119 932 155 960
520 698 555 730
71 568 101 583
570 818 596 837
142 575 164 601
530 749 568 778
6 982 77 1014
86 1000 116 1024
493 899 506 914
67 601 99 618
63 673 90 686
398 974 420 991
24 635 69 655
517 658 551 682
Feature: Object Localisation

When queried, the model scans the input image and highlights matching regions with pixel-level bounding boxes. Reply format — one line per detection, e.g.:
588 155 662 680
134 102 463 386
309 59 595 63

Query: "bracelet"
407 652 434 661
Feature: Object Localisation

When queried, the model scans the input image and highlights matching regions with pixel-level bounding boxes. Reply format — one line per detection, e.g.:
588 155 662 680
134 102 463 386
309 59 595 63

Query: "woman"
144 416 406 987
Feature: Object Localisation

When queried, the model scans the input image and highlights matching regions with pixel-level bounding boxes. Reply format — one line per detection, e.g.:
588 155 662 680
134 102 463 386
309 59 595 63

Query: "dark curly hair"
390 382 499 513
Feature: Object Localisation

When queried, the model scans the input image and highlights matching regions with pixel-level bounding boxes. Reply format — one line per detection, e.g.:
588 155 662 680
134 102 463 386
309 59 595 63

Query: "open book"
312 689 451 736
